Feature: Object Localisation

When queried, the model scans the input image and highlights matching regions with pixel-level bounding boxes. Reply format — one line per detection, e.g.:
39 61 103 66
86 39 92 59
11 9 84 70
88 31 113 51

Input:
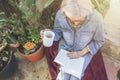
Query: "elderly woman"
41 0 108 80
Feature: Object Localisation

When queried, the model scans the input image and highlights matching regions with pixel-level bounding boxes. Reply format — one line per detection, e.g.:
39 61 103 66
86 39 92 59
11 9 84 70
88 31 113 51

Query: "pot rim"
18 45 43 57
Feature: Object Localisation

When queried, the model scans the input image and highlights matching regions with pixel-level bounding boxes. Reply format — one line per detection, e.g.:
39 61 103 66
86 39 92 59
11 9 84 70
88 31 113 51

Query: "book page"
64 57 84 79
54 49 85 79
54 49 69 66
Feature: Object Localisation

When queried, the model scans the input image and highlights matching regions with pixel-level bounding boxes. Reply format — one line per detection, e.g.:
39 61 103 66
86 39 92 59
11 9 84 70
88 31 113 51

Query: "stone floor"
7 52 120 80
8 52 51 80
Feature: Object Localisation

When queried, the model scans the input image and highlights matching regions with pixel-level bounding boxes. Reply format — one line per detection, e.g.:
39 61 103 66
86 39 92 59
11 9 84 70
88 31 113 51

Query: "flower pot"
17 45 44 62
8 41 20 48
0 46 18 80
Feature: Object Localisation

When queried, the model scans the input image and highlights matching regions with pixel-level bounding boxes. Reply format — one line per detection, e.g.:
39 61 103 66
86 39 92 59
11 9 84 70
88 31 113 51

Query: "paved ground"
8 52 51 80
6 52 120 80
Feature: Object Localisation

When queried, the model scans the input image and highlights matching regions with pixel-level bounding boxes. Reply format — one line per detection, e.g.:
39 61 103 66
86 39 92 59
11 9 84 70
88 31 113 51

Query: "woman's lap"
44 42 108 80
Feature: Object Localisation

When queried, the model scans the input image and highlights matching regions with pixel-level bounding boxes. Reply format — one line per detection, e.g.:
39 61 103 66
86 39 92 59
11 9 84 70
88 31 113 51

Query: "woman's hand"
67 51 83 59
40 29 51 40
67 47 89 59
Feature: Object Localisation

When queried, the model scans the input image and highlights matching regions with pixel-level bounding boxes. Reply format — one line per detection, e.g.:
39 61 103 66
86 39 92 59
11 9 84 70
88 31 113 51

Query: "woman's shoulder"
55 10 65 20
90 9 104 23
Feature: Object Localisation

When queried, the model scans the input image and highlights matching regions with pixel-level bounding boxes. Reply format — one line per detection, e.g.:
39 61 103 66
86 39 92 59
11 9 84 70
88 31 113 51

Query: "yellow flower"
23 42 35 50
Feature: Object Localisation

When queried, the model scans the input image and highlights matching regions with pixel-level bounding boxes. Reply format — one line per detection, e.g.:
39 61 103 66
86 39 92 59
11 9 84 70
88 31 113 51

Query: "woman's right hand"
40 29 51 40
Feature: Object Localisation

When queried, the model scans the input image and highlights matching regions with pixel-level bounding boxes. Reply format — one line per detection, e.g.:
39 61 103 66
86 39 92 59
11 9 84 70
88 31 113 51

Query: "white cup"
43 31 55 47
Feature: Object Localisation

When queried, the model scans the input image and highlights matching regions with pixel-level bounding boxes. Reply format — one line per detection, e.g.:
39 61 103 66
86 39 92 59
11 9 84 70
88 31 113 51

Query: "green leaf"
45 0 54 8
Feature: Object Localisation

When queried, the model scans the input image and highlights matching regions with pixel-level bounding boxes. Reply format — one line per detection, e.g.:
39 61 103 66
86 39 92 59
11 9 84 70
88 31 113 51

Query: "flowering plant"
17 27 42 54
0 0 55 55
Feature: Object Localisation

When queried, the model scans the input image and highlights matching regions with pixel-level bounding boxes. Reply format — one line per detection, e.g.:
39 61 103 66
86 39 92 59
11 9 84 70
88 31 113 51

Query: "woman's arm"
87 21 105 55
52 11 62 41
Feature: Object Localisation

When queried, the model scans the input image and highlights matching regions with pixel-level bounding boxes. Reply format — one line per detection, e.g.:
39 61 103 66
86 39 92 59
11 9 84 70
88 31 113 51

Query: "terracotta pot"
9 41 20 48
17 45 44 62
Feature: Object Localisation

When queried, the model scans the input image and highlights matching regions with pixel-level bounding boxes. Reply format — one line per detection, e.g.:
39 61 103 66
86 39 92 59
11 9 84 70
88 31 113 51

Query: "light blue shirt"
53 9 105 77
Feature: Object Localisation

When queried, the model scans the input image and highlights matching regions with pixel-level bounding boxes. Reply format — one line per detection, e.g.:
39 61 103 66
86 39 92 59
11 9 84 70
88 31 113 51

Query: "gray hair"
60 0 93 19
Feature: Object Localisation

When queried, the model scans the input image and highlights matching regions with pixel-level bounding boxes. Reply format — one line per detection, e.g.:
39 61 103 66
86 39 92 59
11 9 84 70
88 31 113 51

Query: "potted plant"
0 2 20 78
17 27 44 62
15 0 55 62
0 0 43 62
0 12 21 48
10 0 45 62
0 40 18 80
0 0 55 62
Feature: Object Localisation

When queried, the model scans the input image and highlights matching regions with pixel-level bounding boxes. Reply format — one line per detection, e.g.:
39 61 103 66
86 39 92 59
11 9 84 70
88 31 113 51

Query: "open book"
54 49 85 79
